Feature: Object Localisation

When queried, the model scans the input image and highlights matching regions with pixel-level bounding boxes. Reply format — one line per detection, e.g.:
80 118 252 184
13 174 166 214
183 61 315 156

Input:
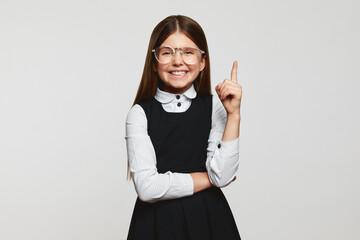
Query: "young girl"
126 15 242 240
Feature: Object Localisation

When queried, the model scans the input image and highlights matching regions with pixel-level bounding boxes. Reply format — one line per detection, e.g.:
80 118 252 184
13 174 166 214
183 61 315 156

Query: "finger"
216 83 222 90
215 83 222 97
220 85 242 100
220 86 232 99
231 61 238 83
220 82 239 93
221 79 240 91
215 83 222 92
220 79 231 93
221 87 234 100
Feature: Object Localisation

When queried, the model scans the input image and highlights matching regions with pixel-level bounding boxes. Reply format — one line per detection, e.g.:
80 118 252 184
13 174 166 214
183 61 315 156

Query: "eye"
162 51 171 56
159 47 172 56
183 48 195 55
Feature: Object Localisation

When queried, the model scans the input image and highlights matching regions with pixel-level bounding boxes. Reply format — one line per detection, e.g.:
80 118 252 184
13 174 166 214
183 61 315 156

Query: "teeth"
171 71 186 76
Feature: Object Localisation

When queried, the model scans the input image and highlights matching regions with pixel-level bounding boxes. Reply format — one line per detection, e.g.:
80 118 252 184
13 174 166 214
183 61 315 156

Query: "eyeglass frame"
152 45 206 64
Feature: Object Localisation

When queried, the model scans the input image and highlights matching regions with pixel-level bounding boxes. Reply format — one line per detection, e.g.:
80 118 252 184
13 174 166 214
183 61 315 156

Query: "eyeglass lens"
155 47 202 64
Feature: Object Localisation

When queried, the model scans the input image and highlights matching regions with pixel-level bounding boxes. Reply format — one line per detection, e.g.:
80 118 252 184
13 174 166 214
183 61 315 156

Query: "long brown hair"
127 15 212 180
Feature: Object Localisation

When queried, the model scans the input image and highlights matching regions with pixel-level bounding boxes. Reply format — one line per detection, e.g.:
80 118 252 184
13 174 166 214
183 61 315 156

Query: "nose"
172 49 183 66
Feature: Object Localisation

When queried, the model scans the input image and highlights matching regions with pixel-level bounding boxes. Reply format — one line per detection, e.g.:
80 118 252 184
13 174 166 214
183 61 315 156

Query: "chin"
164 82 192 94
171 82 189 89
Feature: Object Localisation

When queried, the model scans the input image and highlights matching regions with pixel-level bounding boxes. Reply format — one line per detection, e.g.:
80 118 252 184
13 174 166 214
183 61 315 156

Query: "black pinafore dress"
127 95 241 240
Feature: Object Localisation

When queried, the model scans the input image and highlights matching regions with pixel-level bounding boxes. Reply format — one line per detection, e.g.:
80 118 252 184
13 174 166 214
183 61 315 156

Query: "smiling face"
154 31 206 94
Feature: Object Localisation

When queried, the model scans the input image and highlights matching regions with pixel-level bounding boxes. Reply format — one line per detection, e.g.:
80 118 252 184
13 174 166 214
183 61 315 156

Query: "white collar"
155 85 197 104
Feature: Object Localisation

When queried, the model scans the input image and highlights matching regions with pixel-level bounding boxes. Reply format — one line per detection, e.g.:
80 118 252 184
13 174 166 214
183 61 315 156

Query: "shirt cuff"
181 173 194 196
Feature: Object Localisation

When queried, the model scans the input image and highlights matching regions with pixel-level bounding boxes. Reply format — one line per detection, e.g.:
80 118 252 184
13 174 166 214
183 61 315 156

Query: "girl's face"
154 31 205 94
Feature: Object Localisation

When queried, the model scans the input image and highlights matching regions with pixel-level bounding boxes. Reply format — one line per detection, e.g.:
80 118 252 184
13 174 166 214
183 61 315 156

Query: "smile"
170 71 187 76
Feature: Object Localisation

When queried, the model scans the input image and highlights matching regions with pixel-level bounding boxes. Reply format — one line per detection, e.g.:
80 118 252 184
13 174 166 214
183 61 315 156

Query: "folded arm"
126 104 212 203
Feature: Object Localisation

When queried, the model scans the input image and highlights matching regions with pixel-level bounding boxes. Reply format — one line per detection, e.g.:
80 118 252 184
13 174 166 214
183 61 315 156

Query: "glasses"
152 46 205 64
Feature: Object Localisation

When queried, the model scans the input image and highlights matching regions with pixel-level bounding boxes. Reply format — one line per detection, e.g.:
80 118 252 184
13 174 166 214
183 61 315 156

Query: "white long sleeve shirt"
125 85 239 203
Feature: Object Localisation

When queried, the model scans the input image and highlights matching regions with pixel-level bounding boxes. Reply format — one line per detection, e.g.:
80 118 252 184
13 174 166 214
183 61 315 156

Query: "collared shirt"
125 85 239 203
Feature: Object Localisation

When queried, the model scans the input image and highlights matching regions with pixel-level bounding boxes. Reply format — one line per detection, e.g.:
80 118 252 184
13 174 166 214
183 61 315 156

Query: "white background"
1 0 359 239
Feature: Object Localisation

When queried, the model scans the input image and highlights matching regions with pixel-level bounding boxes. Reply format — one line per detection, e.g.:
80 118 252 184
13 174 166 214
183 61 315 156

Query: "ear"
200 57 206 71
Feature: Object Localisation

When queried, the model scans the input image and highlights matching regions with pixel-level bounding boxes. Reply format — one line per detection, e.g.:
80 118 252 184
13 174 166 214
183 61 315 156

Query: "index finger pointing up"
231 60 238 83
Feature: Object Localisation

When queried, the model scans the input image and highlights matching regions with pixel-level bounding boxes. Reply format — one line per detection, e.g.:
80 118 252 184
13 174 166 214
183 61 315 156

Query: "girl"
126 15 242 239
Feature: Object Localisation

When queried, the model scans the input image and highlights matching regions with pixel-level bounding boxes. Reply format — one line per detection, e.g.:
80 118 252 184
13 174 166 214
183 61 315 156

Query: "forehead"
160 32 198 48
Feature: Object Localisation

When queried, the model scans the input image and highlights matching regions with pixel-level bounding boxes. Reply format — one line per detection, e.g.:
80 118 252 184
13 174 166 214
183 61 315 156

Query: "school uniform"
126 85 241 239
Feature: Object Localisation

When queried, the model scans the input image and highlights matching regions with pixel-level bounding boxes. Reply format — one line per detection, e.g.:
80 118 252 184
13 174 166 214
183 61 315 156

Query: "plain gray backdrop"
1 0 359 239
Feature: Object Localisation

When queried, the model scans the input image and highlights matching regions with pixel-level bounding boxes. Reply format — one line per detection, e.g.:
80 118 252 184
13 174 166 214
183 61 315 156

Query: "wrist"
227 113 241 121
190 172 213 193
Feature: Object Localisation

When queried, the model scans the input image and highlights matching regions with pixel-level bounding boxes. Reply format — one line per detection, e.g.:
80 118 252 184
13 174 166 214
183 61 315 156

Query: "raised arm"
206 61 242 187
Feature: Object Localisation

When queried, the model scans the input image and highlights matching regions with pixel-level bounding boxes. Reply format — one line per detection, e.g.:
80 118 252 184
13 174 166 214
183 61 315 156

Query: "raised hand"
215 61 243 117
